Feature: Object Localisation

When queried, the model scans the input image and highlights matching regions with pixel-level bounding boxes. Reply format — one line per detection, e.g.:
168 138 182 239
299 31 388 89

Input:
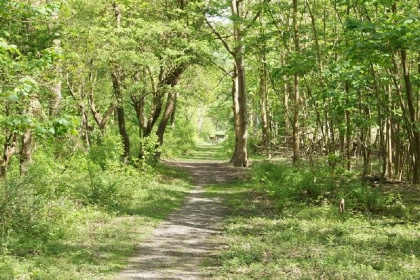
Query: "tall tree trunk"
259 52 270 158
229 0 248 167
401 49 420 183
156 90 177 148
230 57 249 167
258 12 270 158
292 0 300 164
345 81 352 171
283 79 291 146
384 89 393 179
361 105 372 179
111 71 130 160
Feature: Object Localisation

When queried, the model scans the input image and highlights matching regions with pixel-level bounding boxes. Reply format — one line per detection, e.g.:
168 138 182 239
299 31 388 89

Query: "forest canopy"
1 0 419 181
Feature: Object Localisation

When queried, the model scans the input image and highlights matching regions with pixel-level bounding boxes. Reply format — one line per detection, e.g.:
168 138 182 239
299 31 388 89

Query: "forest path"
116 158 245 280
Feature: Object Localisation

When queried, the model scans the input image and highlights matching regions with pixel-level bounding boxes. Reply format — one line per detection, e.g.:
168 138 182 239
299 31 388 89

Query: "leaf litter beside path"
115 160 247 280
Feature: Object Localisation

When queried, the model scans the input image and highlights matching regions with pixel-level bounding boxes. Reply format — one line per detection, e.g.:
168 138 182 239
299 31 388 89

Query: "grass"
0 161 191 280
207 162 420 280
176 141 229 161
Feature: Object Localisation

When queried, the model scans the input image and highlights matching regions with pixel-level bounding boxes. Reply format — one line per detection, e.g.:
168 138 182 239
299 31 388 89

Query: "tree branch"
204 17 235 56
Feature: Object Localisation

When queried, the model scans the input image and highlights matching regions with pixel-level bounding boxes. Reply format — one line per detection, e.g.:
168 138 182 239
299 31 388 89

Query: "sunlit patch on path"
116 160 244 279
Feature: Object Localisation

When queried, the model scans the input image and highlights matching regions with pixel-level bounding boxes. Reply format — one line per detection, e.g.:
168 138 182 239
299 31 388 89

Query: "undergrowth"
0 137 190 279
208 160 420 280
252 160 409 218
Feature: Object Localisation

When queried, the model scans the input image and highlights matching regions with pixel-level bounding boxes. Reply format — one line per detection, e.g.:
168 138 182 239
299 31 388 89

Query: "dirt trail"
116 160 244 280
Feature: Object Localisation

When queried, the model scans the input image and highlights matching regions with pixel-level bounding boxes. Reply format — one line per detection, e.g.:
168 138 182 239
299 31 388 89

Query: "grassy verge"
208 161 420 279
0 158 191 279
174 141 229 161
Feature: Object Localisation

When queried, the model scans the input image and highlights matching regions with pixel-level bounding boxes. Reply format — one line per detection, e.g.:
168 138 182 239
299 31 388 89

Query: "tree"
0 0 62 176
204 0 268 167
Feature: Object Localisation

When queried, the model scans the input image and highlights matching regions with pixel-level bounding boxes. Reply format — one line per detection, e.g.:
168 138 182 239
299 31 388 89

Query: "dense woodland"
0 0 419 278
1 0 419 180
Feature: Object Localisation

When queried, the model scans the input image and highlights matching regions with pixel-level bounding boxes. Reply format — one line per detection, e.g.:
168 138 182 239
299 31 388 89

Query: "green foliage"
217 129 234 158
138 134 160 164
247 127 262 155
0 176 76 256
88 132 124 169
160 120 197 158
209 175 420 280
0 142 191 278
251 161 408 217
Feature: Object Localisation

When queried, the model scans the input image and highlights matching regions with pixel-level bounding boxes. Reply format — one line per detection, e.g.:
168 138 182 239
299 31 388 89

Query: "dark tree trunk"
230 56 249 167
292 0 300 164
0 133 17 177
111 71 130 160
401 49 420 183
156 91 177 149
229 0 248 167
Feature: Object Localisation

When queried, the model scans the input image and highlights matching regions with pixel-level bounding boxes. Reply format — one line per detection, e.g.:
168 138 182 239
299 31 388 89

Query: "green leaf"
7 95 19 102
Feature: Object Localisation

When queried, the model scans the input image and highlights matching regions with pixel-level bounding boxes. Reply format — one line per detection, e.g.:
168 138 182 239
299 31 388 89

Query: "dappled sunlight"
209 183 420 279
117 146 246 279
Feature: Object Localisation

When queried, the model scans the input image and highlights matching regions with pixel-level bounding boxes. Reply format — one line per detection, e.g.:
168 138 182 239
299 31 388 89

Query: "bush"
0 176 77 255
0 141 156 256
160 120 196 158
88 131 124 169
251 161 408 217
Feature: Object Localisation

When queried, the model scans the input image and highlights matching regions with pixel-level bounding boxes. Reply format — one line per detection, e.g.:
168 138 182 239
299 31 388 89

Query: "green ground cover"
0 153 191 280
208 161 420 280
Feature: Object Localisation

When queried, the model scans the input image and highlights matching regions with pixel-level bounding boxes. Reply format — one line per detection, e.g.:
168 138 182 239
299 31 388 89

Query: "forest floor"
116 145 245 279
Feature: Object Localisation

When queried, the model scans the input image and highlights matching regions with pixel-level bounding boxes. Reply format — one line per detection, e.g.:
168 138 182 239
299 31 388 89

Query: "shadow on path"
116 160 245 280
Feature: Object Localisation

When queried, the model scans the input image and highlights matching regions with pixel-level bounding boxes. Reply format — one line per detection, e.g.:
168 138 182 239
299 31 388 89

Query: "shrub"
251 161 408 217
88 131 124 169
0 176 77 255
160 120 196 158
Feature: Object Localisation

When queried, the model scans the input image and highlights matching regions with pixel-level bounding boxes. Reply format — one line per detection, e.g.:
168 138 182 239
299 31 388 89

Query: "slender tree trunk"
361 98 372 179
111 71 130 160
345 82 352 170
292 0 300 164
401 49 420 183
283 79 291 146
156 90 177 147
0 133 17 178
19 96 43 175
384 102 393 178
259 53 270 158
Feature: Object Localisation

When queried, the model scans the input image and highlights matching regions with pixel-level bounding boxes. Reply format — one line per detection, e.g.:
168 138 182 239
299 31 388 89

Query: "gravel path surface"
116 160 244 280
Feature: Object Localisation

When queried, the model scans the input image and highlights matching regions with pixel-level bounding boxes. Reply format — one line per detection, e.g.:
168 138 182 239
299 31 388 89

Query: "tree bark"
0 133 17 178
401 49 420 183
230 57 249 167
88 89 116 134
259 43 271 158
156 90 177 147
111 71 130 160
19 95 44 175
226 0 248 167
292 0 300 164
